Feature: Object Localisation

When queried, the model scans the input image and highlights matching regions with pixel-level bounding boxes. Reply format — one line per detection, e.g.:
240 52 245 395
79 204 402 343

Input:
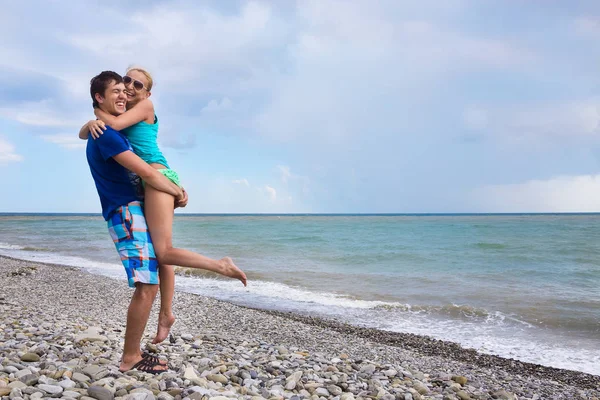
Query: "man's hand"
88 120 106 139
175 188 188 209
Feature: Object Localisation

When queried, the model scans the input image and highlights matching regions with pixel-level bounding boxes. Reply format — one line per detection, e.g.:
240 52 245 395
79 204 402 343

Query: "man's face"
95 80 127 116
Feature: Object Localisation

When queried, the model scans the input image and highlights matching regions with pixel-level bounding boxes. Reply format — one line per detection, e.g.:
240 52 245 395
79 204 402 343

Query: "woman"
80 67 247 345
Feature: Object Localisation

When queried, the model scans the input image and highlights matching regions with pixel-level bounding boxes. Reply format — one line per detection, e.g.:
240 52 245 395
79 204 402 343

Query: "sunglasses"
123 75 148 91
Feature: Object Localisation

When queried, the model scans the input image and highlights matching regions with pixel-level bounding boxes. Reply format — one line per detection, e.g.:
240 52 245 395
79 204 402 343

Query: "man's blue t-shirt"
86 126 142 220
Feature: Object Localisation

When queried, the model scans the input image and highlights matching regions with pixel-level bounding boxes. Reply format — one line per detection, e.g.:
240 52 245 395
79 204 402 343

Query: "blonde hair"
125 65 154 91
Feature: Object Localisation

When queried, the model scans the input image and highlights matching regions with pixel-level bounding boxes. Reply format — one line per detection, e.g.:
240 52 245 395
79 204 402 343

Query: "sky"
1 0 600 213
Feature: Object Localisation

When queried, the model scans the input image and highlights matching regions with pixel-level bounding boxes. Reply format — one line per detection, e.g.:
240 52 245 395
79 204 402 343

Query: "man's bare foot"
152 313 176 344
119 353 168 374
219 257 247 286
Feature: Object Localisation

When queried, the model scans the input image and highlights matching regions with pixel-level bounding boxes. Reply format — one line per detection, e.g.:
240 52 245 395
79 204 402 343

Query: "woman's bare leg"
154 263 176 344
146 165 177 343
144 185 247 282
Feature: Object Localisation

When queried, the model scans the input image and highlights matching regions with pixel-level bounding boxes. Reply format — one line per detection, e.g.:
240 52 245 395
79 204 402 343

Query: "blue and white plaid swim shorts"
107 201 159 288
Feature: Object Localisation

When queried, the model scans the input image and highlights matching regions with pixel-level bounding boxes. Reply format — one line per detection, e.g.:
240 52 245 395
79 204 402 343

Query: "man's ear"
94 93 104 105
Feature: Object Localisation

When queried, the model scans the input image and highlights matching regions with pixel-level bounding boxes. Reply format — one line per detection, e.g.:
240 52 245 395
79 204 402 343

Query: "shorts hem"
128 277 160 288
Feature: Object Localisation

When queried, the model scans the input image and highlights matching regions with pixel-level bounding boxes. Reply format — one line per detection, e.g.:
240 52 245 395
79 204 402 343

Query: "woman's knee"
155 245 174 264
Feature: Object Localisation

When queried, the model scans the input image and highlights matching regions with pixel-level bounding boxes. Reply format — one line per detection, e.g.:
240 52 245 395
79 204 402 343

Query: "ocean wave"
22 246 52 252
373 302 491 317
173 268 536 330
0 242 25 250
272 235 329 244
373 302 531 326
473 242 507 250
175 267 286 283
173 273 532 329
0 245 124 279
170 273 396 310
0 243 54 253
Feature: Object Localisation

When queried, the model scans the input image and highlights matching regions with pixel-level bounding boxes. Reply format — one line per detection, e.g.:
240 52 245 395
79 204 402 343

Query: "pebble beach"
1 256 599 400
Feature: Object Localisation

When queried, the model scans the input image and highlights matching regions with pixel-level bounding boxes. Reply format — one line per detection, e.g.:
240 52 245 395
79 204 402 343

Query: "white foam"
0 242 25 250
0 245 125 281
364 308 600 376
174 274 398 309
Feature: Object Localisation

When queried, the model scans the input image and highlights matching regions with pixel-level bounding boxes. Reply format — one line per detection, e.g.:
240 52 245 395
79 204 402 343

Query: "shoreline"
256 309 600 389
1 255 599 399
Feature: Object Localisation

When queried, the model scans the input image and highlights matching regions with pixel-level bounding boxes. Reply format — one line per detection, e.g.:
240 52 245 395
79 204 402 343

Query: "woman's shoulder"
135 99 156 125
137 98 155 111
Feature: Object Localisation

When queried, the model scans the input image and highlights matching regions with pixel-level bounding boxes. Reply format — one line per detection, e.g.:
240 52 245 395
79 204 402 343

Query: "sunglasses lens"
124 76 144 90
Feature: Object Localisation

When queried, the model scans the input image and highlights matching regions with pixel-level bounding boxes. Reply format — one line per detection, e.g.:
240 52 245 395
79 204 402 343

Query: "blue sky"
1 0 599 213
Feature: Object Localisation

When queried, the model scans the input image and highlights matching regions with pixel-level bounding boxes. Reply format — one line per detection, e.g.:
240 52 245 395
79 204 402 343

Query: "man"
85 71 248 374
86 71 183 373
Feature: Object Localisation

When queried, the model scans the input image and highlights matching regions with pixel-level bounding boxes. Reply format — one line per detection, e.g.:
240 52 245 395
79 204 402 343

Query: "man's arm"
95 99 154 131
113 151 183 199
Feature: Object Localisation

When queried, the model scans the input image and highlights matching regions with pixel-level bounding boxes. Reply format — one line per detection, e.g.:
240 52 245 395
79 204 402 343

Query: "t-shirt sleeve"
94 127 131 161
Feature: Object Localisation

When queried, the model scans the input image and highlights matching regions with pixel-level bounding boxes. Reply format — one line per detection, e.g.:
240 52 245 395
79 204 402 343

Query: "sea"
0 213 598 375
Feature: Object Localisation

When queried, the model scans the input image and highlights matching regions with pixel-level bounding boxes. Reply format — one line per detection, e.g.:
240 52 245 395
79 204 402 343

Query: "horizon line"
2 212 600 216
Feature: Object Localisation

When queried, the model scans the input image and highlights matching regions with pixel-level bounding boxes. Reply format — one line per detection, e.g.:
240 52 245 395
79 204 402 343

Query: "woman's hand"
175 188 188 209
87 119 106 139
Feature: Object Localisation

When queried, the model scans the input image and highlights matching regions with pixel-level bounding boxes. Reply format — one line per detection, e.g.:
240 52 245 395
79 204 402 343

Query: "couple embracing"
80 68 247 374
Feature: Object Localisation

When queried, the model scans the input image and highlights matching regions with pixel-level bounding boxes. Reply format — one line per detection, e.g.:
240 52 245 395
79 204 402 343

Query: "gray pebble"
87 385 114 400
18 374 39 386
37 384 63 395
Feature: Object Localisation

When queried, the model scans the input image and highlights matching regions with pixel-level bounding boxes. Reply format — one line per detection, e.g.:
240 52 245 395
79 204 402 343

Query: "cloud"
65 1 288 93
255 1 536 145
40 134 86 150
159 128 197 150
574 16 600 37
0 0 540 148
472 174 600 212
463 106 489 131
463 100 600 141
232 178 250 186
227 169 306 209
177 175 305 213
202 97 233 113
0 1 289 137
0 67 65 106
276 165 310 195
265 185 277 202
516 103 599 137
0 137 23 163
277 165 291 183
0 100 87 128
2 0 535 143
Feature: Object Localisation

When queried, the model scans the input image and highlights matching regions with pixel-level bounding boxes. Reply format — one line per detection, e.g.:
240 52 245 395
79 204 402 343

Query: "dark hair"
90 71 123 108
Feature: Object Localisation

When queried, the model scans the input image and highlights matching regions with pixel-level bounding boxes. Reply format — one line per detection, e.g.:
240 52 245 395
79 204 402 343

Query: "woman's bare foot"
152 312 176 344
219 257 247 286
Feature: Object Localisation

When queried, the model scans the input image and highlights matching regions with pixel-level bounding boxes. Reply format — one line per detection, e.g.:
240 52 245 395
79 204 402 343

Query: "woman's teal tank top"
121 115 169 168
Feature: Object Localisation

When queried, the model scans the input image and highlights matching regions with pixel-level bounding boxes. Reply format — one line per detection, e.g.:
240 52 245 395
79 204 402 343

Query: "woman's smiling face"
124 69 150 108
